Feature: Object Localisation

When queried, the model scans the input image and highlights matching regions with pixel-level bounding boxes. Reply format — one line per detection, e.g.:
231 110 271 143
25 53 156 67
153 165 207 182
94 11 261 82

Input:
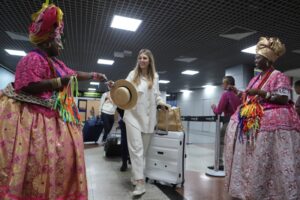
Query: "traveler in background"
117 108 130 172
225 37 300 199
123 49 170 196
88 106 96 120
294 80 300 116
211 75 241 170
99 91 117 144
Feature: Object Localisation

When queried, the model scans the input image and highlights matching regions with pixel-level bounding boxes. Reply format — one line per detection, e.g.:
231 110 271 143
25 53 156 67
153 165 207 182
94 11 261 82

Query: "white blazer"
123 71 163 133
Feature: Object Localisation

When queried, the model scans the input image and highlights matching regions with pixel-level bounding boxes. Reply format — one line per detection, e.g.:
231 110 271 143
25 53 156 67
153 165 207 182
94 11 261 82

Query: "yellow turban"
256 37 286 62
29 1 63 45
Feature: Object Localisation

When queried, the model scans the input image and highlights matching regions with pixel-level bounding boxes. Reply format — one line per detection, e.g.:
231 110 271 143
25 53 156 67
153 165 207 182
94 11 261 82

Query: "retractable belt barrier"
181 115 225 176
181 115 225 145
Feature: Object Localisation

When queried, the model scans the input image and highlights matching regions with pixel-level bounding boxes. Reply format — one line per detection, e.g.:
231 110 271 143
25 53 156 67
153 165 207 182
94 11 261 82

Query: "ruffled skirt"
0 93 87 200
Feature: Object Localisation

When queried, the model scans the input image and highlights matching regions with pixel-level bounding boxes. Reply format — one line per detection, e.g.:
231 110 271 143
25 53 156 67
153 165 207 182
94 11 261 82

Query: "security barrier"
181 115 225 177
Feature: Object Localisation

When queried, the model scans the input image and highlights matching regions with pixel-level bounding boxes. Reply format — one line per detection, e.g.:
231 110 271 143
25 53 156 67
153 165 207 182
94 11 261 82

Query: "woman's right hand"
94 73 108 82
106 80 115 89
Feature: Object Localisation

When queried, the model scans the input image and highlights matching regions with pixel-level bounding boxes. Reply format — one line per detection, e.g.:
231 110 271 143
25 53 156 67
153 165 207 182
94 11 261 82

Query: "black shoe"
120 164 127 172
208 165 224 171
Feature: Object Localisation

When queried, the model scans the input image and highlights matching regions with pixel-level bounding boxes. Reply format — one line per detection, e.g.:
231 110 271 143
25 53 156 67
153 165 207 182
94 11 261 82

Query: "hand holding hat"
110 79 138 110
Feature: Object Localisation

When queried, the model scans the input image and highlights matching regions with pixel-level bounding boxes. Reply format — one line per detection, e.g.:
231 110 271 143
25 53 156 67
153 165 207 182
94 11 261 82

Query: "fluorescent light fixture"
90 82 100 86
110 15 142 32
292 49 300 54
5 31 30 41
88 88 96 91
174 57 197 63
202 84 217 88
166 94 170 97
4 49 26 56
159 80 170 84
241 45 256 54
181 70 199 75
97 59 114 65
180 89 193 93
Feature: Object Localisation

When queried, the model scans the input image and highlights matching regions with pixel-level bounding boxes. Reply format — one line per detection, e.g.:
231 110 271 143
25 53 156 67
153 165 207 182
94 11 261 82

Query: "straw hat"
110 79 138 110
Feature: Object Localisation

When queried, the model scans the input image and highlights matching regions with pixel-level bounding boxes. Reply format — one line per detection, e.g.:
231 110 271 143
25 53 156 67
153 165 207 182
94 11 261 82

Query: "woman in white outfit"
99 91 117 143
123 49 169 196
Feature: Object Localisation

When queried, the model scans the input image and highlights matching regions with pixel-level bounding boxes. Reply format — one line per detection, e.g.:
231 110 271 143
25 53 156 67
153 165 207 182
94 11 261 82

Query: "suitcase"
145 130 186 187
82 118 103 143
104 133 122 157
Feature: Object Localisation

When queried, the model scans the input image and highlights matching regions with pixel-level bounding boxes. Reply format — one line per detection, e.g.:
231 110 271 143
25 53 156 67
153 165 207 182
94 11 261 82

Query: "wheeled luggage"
145 130 186 187
104 133 122 157
82 118 103 143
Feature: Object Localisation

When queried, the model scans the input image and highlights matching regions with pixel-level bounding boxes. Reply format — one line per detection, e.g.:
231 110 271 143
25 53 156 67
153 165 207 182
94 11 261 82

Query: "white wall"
177 86 223 134
292 77 300 103
0 65 15 89
176 64 252 136
284 68 300 103
225 64 252 90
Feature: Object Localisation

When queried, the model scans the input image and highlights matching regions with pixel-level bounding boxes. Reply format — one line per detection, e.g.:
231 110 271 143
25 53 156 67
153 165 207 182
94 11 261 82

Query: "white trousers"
125 122 152 180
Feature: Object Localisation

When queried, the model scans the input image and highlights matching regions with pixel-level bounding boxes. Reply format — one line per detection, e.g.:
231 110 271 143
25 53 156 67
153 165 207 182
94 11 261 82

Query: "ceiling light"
97 59 114 65
4 49 26 56
241 45 256 54
166 94 170 97
181 70 199 75
114 51 124 58
88 88 96 91
202 84 217 89
174 56 197 63
110 15 142 32
180 89 193 93
159 80 170 84
90 82 100 86
292 49 300 54
5 31 29 41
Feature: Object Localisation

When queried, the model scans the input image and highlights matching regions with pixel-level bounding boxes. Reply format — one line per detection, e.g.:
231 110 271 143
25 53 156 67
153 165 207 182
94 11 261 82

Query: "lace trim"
2 83 55 108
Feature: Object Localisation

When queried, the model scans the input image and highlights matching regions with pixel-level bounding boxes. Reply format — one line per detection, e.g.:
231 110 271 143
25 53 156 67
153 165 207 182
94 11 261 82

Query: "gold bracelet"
56 78 62 88
51 78 58 89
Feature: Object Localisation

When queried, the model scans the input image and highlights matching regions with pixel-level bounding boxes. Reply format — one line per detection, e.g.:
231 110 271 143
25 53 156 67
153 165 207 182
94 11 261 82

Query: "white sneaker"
132 182 146 196
131 177 137 186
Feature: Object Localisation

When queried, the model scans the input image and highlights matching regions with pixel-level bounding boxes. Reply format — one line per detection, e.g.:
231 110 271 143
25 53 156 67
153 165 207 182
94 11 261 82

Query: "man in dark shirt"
210 76 241 170
294 80 300 117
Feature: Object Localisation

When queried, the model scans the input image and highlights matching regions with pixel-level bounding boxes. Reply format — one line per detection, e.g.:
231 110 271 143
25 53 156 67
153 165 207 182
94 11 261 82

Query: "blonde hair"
132 49 157 89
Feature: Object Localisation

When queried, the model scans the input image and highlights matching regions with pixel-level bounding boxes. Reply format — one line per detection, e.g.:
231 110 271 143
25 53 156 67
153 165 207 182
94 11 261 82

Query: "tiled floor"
84 131 232 200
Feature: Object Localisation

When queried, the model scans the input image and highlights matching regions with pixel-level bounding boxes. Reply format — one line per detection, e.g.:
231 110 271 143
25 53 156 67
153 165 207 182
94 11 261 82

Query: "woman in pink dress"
0 2 107 199
225 37 300 200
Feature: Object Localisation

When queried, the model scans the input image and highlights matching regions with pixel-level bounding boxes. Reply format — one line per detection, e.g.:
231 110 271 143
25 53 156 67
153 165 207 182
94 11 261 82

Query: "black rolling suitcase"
104 133 121 157
82 118 103 143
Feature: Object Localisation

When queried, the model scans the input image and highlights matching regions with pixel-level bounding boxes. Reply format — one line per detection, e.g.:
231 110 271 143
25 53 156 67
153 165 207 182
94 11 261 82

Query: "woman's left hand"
158 102 171 110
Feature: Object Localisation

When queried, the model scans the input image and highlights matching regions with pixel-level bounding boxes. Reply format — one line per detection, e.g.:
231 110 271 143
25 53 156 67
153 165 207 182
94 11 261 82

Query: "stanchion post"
214 115 221 171
186 121 191 145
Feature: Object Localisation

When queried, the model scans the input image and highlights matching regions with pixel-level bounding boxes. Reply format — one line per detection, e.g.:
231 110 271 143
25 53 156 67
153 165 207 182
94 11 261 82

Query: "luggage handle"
156 105 169 134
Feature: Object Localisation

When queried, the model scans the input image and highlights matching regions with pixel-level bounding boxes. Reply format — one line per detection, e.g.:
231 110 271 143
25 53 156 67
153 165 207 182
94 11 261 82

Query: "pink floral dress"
225 70 300 200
